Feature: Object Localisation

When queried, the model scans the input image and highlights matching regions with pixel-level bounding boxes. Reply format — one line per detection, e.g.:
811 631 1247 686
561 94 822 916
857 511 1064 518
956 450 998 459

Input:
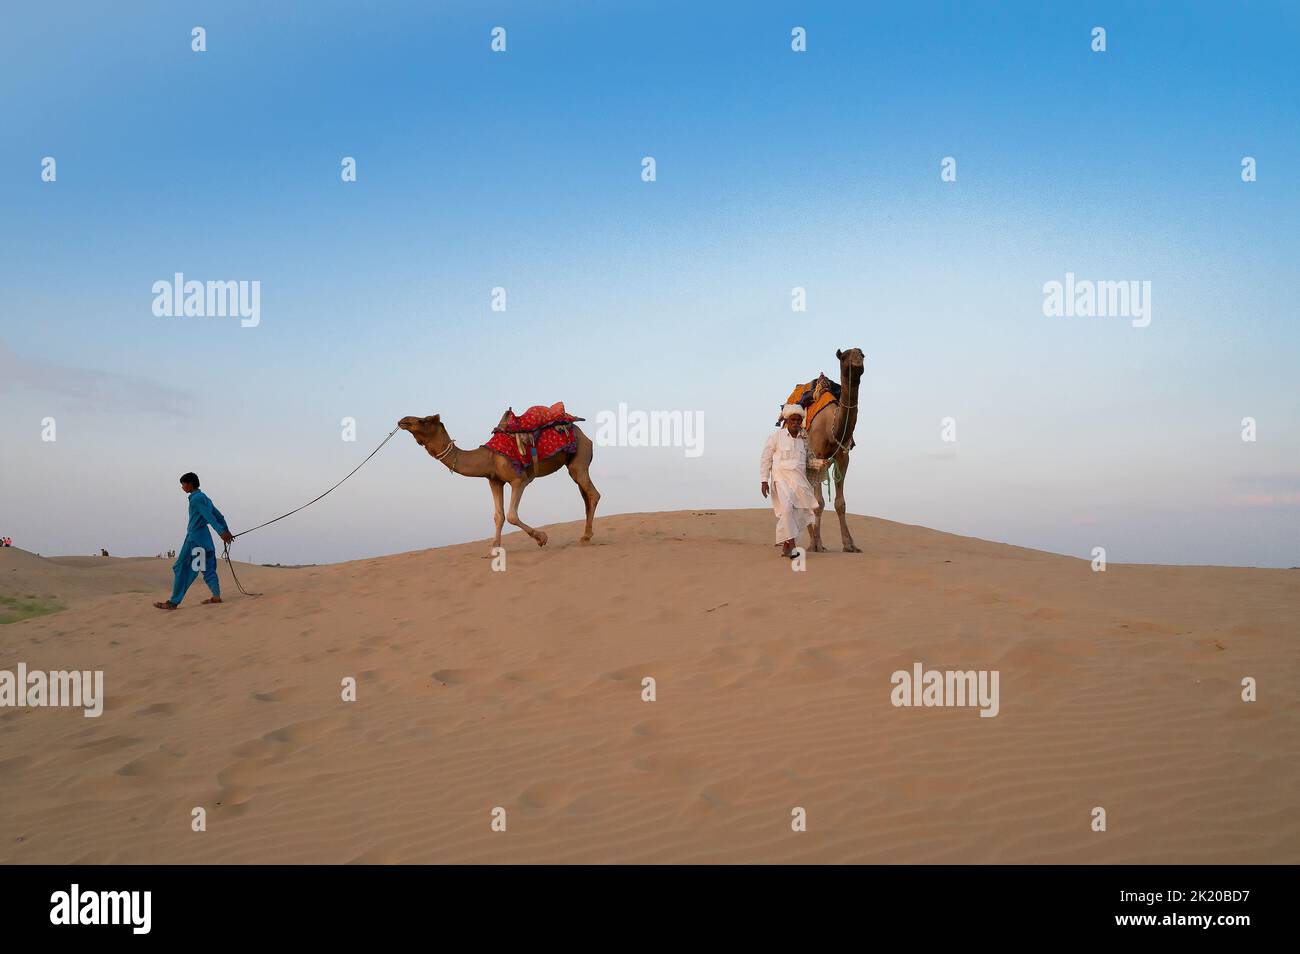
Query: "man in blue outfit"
154 472 234 611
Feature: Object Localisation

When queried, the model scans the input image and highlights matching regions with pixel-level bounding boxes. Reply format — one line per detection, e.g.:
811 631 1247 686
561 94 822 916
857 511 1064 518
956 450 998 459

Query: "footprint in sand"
432 668 483 685
212 784 255 817
229 738 276 759
135 702 178 716
262 716 343 750
517 779 571 811
116 747 184 777
249 686 309 703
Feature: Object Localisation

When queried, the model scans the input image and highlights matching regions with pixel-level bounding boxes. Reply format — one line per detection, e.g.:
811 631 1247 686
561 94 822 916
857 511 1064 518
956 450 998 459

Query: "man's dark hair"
180 472 200 488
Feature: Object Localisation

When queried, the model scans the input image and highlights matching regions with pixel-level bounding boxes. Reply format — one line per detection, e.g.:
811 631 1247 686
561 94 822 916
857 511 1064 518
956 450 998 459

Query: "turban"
780 404 805 420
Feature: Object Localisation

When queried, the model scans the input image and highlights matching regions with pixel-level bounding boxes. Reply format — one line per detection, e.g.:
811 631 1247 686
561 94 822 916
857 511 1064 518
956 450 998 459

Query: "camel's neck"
429 432 497 478
836 365 860 444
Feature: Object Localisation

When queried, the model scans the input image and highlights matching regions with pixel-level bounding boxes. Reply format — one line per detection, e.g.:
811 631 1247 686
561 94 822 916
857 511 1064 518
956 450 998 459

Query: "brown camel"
805 348 865 553
397 414 600 551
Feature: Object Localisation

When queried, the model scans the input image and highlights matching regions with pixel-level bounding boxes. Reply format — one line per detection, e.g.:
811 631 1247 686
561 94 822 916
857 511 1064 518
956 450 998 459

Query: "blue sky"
2 1 1297 566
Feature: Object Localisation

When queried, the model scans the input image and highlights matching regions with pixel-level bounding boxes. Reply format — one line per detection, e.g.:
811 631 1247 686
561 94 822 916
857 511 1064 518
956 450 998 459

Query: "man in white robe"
760 404 821 557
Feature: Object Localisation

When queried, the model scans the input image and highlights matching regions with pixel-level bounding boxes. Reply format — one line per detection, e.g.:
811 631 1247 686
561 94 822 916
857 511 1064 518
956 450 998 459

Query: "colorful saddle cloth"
778 374 840 429
483 403 584 475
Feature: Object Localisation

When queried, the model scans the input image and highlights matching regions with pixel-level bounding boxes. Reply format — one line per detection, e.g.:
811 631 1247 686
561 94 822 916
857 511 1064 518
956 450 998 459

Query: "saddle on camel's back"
483 402 585 475
776 374 852 447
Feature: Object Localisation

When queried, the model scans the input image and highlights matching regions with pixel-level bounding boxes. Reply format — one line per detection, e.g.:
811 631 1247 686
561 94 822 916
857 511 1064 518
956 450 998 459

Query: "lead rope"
826 378 858 462
221 425 402 597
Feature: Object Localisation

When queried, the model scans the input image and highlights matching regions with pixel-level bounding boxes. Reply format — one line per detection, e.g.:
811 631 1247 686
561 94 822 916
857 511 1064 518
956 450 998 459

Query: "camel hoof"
535 531 548 548
809 543 827 553
843 544 862 553
579 535 593 545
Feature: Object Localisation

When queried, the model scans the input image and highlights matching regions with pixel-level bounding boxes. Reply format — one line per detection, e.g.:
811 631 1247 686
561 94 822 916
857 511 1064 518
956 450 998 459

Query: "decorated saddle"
483 402 584 475
777 374 841 430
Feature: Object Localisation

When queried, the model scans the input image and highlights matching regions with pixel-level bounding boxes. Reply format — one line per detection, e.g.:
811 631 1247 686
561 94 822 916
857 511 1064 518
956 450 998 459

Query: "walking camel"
807 348 865 553
397 413 600 551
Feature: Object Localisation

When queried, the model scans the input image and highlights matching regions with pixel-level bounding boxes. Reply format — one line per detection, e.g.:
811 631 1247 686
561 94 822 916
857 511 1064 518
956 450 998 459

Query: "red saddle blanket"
495 402 580 433
483 403 583 475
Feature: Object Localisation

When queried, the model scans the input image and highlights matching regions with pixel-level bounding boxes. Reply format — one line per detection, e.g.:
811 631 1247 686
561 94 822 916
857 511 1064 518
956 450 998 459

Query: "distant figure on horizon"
154 472 234 611
760 405 822 558
100 548 109 557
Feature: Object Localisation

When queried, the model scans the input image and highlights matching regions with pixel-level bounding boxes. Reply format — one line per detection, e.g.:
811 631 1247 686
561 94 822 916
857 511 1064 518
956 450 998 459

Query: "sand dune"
0 550 167 622
1 510 1296 863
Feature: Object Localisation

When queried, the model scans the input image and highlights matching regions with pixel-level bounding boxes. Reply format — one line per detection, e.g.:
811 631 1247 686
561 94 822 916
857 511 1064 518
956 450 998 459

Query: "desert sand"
1 510 1296 864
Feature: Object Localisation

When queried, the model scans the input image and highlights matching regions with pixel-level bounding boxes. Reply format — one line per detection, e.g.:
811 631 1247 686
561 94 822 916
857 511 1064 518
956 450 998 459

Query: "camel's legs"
835 452 860 552
506 478 548 547
566 458 601 543
808 470 827 552
489 478 506 550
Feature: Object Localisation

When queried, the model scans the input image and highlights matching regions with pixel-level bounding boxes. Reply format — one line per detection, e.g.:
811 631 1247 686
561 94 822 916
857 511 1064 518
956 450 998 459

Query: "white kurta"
760 429 818 544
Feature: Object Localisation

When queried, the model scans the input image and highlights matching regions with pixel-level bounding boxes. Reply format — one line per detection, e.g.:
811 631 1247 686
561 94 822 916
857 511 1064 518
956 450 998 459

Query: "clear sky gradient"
2 1 1297 567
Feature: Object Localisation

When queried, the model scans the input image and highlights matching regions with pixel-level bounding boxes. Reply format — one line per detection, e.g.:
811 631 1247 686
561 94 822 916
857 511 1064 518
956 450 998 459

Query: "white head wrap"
781 404 805 420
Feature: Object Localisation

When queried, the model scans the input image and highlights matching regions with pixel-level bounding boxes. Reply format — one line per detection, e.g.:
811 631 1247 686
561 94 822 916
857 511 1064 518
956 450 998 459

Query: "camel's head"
398 414 447 451
836 347 866 381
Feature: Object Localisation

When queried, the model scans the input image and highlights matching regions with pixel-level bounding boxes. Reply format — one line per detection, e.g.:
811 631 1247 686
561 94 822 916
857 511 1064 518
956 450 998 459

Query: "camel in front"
398 413 600 552
806 348 865 553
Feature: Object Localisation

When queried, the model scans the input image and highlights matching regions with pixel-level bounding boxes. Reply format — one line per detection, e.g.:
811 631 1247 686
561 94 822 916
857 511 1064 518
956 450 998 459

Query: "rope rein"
220 425 402 597
827 372 859 462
